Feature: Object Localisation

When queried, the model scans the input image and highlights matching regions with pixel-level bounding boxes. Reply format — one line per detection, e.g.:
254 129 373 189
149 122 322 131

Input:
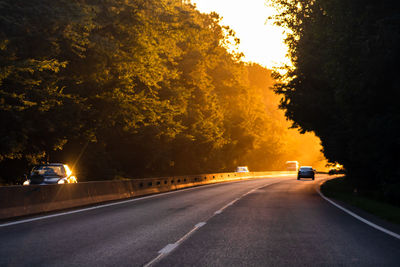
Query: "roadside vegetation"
270 0 400 206
0 0 326 185
321 177 400 225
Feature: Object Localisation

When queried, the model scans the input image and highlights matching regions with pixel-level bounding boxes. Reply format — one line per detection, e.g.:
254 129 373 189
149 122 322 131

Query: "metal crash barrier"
0 171 293 220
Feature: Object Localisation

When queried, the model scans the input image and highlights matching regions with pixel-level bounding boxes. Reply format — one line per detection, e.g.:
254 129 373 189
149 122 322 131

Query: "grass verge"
321 177 400 225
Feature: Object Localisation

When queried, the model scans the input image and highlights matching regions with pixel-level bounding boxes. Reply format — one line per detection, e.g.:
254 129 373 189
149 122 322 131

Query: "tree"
0 0 90 183
270 0 400 203
0 0 327 185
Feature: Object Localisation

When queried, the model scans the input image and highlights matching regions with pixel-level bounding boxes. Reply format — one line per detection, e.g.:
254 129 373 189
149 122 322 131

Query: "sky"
193 0 328 170
192 0 288 69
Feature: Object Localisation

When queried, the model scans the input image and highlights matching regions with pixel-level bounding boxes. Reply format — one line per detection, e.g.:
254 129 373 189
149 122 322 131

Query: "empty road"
1 174 399 266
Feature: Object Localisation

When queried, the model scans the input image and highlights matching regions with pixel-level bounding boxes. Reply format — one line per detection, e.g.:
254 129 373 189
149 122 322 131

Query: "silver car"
23 163 77 185
235 166 249 172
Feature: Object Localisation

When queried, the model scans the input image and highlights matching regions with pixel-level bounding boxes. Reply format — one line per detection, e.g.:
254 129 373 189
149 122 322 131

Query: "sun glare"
192 0 289 69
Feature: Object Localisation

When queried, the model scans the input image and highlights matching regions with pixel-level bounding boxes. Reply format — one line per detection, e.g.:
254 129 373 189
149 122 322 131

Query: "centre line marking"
158 244 178 254
195 222 206 228
143 179 287 267
144 221 207 267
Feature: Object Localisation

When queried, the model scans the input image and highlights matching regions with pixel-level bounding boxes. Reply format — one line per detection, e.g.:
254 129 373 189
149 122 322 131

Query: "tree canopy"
0 0 326 184
270 0 400 204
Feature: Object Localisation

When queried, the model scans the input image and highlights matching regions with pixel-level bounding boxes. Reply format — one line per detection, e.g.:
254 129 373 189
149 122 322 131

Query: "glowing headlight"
64 165 73 177
23 180 30 186
58 179 66 184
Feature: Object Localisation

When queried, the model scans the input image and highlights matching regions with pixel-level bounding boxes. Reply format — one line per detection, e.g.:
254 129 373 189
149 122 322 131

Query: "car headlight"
58 179 66 184
23 180 30 186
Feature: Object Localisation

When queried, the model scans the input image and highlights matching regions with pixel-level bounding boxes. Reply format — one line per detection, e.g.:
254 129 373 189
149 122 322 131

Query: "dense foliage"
271 0 400 203
0 0 325 184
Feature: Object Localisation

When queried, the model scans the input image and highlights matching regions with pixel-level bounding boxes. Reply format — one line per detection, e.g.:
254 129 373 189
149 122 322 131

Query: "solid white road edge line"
0 174 293 228
316 180 400 240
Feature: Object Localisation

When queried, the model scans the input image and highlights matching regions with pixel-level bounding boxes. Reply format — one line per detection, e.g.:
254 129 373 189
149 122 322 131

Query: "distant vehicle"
23 163 77 185
235 166 249 172
297 166 315 180
328 168 346 175
285 161 299 171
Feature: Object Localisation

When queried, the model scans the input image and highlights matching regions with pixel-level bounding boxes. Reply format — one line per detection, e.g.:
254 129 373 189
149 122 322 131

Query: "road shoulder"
317 178 400 239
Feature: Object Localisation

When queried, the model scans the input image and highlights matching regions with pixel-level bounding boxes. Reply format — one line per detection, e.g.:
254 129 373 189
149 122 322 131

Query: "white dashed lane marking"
144 180 284 267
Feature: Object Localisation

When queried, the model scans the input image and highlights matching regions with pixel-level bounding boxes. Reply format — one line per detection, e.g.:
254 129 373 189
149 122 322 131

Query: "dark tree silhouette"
271 0 400 204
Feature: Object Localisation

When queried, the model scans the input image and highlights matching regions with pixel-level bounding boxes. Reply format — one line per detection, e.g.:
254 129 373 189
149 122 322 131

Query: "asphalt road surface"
1 174 399 266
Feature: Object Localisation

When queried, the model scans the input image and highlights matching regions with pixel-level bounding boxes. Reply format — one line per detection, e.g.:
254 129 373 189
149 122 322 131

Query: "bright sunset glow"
193 0 328 171
334 163 344 169
192 0 289 69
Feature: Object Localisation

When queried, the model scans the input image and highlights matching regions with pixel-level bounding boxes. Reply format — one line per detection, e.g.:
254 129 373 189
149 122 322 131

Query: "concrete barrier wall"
0 171 293 221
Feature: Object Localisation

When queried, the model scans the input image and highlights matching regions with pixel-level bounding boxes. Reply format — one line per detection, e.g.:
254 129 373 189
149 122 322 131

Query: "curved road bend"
1 174 399 266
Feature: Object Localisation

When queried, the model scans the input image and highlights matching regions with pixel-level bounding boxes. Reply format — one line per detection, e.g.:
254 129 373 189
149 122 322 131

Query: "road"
0 174 399 266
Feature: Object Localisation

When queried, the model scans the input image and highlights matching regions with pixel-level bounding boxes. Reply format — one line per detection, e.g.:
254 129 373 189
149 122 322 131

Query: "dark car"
297 166 315 180
23 163 77 185
329 168 346 175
